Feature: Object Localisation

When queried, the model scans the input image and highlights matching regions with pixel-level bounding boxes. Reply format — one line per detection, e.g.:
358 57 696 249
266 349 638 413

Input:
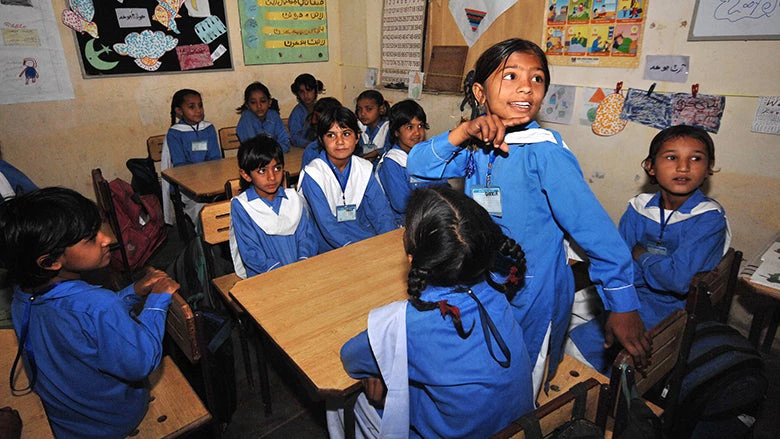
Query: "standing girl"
229 135 318 279
235 82 290 152
297 106 395 253
161 89 221 224
355 90 391 161
332 186 534 438
407 38 649 393
288 73 325 148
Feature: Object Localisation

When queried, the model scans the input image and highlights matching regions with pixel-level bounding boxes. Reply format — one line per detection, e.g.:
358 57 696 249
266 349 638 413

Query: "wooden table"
0 329 54 439
740 234 780 352
230 228 408 398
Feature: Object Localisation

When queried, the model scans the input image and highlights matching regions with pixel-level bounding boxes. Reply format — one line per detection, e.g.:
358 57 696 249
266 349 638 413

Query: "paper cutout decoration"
539 84 576 125
184 0 211 18
194 15 226 44
176 44 213 70
592 87 627 136
84 38 118 71
113 30 178 71
671 93 726 134
448 0 517 47
61 0 98 38
465 8 487 31
620 87 673 130
153 0 186 34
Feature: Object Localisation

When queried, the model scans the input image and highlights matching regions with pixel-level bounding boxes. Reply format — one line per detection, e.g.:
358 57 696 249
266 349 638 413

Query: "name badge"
336 204 357 222
409 175 423 185
363 143 377 153
472 186 503 217
192 140 208 152
646 241 668 256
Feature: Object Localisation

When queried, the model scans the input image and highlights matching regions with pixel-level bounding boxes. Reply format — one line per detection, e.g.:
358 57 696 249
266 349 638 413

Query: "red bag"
108 178 167 271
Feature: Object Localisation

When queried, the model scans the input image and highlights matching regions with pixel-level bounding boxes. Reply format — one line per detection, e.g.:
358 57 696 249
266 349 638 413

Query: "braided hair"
404 186 526 336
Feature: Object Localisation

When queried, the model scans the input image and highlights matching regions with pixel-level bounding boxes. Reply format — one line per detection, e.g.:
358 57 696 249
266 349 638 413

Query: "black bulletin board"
68 0 232 78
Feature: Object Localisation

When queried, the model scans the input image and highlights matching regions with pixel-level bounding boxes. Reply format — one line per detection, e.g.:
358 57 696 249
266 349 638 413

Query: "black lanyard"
466 289 511 368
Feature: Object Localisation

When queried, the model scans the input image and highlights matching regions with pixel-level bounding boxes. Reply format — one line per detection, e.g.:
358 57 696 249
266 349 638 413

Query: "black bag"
614 365 665 439
514 382 605 439
671 321 766 438
126 157 162 203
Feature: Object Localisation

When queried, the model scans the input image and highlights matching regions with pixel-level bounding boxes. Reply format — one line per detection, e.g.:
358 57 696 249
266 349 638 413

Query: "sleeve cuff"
599 284 640 313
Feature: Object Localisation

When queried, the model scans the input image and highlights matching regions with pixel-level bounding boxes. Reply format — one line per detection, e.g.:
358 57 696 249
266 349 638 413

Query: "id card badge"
363 143 377 153
191 140 208 152
409 175 423 185
472 186 503 217
646 241 668 256
336 204 357 222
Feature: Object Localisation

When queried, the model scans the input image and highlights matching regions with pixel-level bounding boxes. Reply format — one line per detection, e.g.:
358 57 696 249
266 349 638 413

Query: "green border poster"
238 0 329 65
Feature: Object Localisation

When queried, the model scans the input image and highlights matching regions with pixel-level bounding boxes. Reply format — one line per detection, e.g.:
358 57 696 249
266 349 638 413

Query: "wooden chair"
686 248 742 323
225 178 242 198
199 201 272 414
147 135 165 162
218 126 240 157
91 168 132 276
491 378 604 439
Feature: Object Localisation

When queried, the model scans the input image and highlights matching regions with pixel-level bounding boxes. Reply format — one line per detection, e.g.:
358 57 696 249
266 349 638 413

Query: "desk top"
740 234 780 299
231 228 408 397
161 148 304 199
0 329 54 438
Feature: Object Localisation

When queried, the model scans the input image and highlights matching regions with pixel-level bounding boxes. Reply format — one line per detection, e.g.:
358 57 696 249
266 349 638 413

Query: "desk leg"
170 184 190 241
748 296 771 348
253 327 272 415
343 391 359 439
761 305 779 353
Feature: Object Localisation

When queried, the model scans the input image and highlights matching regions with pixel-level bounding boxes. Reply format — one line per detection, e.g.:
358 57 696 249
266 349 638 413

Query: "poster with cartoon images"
64 0 232 77
237 0 328 65
543 0 648 68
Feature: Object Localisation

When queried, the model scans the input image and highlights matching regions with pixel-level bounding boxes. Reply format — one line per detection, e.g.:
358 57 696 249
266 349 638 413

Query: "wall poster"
237 0 328 65
381 0 426 86
66 0 232 77
543 0 649 68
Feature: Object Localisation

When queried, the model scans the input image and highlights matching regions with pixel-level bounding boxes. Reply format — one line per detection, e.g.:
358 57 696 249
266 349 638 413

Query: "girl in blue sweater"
235 82 290 152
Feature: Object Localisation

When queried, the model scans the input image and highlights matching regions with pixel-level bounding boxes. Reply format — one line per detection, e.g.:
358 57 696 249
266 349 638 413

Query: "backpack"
126 157 162 203
671 321 766 438
108 178 167 272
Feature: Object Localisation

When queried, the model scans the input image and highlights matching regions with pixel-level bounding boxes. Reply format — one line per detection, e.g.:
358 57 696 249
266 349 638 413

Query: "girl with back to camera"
235 82 290 152
289 73 325 148
331 186 534 438
568 125 730 372
407 38 649 394
355 90 391 161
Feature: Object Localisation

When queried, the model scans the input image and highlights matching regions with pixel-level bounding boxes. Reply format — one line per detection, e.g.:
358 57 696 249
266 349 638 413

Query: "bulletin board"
543 0 650 68
688 0 780 41
66 0 232 78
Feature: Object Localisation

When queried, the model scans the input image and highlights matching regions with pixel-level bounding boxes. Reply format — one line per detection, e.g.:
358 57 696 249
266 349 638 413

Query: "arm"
340 330 380 378
0 161 37 194
230 198 283 276
288 105 311 148
363 176 397 234
205 124 222 161
406 131 470 180
300 175 355 248
235 111 253 143
378 159 412 215
271 111 291 153
295 204 320 258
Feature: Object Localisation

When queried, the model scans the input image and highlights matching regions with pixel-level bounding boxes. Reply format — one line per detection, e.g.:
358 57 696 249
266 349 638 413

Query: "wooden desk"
230 228 408 397
0 329 54 439
740 234 780 352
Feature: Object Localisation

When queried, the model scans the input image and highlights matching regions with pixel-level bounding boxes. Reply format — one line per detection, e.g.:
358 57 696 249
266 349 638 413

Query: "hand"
150 277 180 296
133 268 169 296
449 115 529 153
604 311 652 368
632 243 648 260
361 377 387 409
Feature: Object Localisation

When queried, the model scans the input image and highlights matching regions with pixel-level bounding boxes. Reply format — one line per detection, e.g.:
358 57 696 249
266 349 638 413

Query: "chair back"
166 292 202 363
491 378 603 439
225 178 242 199
686 248 742 323
90 168 131 274
147 135 165 162
200 200 232 248
218 126 240 157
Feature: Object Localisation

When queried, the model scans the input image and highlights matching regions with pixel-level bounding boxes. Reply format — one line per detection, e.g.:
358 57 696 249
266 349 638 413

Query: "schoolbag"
671 321 766 438
126 157 162 203
108 178 167 272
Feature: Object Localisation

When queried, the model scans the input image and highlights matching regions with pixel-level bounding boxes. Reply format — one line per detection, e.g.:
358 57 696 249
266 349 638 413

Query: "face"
322 122 357 170
356 99 381 128
395 117 427 153
646 137 711 208
247 90 271 121
297 85 317 107
473 51 546 125
49 230 112 278
176 94 204 125
240 159 283 201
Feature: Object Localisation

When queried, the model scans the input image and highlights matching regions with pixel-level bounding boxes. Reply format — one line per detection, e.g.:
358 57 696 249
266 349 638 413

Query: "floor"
1 222 778 438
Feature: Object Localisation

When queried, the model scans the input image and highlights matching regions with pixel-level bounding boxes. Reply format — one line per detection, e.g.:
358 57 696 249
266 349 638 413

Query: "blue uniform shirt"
288 103 314 148
236 109 291 152
165 121 222 167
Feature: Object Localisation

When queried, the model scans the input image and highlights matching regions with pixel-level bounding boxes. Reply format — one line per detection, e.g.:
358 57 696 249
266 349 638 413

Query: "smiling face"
472 51 546 126
356 98 381 128
322 121 357 171
246 90 271 121
175 94 204 125
395 117 426 153
240 159 283 201
645 136 711 210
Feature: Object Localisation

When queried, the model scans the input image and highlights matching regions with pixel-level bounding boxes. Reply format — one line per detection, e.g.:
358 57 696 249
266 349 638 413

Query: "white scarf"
504 128 570 150
298 156 373 215
359 120 390 152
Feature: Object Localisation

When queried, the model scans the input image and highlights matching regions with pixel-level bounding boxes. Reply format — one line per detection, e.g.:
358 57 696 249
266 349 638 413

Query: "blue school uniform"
341 281 535 438
298 152 396 253
165 121 222 167
301 139 320 172
569 190 729 373
288 102 314 148
236 109 291 152
229 186 318 278
0 160 37 200
375 145 449 223
11 281 172 439
357 120 391 156
406 122 639 380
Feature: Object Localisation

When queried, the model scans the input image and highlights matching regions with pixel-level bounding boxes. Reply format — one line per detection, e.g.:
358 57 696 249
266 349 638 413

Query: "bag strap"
685 345 760 374
514 411 543 439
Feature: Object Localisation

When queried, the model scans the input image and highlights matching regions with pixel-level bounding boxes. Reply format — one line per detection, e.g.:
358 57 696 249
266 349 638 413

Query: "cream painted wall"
0 0 346 198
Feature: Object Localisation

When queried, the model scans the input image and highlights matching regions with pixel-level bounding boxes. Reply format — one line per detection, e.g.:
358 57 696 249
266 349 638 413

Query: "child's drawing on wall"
19 58 38 85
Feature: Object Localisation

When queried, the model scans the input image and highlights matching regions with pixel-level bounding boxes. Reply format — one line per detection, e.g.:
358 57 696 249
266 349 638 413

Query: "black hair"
643 124 716 184
464 39 551 120
388 100 429 145
170 89 201 126
237 135 285 192
236 81 280 113
316 106 361 145
0 187 102 289
290 73 325 99
309 97 342 126
355 90 390 120
404 186 526 337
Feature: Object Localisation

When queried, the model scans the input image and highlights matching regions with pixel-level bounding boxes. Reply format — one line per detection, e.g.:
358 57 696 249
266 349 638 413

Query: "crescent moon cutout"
85 38 118 71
